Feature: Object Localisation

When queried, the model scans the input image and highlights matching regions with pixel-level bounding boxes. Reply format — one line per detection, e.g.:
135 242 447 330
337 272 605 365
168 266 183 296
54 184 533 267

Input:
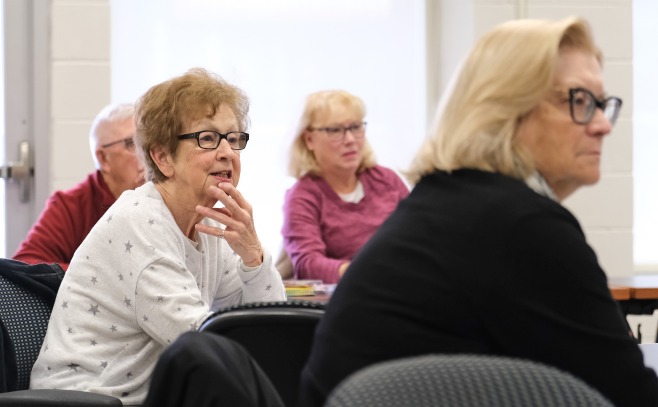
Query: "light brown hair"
135 67 250 182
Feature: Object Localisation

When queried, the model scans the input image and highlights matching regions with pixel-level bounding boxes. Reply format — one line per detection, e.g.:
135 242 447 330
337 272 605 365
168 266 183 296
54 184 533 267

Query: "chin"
581 172 601 186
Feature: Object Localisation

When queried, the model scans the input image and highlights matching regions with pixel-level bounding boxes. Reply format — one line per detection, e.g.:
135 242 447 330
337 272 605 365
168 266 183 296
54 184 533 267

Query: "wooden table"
609 275 658 315
610 275 658 300
287 293 330 304
609 284 632 301
285 282 335 305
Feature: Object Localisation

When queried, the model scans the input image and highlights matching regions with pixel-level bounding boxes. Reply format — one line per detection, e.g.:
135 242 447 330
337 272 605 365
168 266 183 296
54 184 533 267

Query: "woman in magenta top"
282 90 409 283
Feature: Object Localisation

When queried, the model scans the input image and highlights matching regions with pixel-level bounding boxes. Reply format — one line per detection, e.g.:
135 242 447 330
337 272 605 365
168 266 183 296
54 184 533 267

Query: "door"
0 0 49 257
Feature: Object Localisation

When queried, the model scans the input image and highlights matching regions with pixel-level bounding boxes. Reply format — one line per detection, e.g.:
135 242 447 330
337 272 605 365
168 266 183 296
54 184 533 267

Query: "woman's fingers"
215 183 253 215
196 184 262 264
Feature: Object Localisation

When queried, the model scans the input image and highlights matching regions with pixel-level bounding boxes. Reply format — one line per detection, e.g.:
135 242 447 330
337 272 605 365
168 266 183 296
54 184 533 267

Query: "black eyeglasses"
567 88 622 126
101 137 136 151
177 131 249 150
308 122 367 142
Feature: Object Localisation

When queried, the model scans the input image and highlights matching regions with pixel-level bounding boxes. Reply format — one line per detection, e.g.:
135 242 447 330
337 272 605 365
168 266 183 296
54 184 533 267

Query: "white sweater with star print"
29 182 286 406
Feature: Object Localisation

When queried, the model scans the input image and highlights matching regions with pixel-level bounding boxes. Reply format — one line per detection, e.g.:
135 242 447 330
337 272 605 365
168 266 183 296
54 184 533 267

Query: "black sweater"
299 169 658 407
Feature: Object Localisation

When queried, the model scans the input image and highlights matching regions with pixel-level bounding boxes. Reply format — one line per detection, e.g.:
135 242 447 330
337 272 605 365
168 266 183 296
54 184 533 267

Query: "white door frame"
2 0 50 256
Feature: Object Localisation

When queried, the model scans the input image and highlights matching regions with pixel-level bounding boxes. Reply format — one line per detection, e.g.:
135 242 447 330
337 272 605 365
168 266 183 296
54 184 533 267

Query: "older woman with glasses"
299 17 658 407
282 90 409 283
30 68 286 405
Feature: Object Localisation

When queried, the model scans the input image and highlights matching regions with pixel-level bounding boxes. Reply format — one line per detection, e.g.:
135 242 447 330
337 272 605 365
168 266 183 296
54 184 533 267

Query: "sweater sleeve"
212 247 287 309
486 212 658 407
282 182 344 283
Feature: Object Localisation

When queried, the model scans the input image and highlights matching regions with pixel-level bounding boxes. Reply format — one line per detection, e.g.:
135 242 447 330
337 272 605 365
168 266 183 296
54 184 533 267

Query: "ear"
96 149 111 172
303 131 315 151
150 145 175 178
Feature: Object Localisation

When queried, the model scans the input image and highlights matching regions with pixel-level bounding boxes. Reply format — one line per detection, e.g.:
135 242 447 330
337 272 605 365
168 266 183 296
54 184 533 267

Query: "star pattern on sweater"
88 304 100 316
31 182 285 403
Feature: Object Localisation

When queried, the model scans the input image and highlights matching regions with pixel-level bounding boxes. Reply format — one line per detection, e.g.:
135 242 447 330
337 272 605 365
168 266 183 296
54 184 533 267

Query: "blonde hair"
288 90 377 179
406 17 601 185
135 67 249 183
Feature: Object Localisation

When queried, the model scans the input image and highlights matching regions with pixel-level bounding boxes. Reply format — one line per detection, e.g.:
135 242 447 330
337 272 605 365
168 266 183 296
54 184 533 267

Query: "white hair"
89 103 135 168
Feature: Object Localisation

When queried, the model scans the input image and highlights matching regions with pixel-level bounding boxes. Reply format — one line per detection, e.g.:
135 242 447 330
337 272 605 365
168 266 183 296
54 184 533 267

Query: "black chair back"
199 301 325 407
0 277 51 390
0 259 122 406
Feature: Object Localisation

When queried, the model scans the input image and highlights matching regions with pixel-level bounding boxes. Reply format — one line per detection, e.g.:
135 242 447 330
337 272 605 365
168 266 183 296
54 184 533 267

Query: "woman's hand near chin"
194 182 263 266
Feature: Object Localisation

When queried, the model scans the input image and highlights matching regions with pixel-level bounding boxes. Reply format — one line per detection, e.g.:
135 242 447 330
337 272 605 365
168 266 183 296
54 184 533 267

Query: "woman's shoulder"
364 164 398 178
94 183 182 241
362 165 409 191
418 169 575 220
286 174 329 199
109 184 166 218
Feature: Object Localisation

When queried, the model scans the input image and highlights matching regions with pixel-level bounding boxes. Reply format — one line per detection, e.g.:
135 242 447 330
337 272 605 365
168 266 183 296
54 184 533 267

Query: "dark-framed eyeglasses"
101 137 136 151
568 87 622 126
177 131 249 150
307 121 367 141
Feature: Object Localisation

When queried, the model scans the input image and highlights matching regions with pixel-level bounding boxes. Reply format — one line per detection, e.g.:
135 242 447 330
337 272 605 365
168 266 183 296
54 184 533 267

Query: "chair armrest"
0 389 123 406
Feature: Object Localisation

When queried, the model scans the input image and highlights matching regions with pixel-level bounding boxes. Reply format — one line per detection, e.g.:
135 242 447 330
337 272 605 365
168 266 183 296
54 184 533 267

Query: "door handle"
0 141 33 203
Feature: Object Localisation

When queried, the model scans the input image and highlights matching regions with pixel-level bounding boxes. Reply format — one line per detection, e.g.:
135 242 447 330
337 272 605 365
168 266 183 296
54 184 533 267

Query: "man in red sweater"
13 103 145 270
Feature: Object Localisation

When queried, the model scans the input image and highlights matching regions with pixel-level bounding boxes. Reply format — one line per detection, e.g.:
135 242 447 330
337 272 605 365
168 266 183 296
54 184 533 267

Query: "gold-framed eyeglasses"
308 121 367 141
101 137 136 151
177 131 249 150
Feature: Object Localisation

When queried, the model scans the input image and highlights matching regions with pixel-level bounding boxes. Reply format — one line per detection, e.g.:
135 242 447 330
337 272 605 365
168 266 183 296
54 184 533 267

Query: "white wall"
50 0 110 192
633 0 658 269
109 0 426 256
47 0 635 276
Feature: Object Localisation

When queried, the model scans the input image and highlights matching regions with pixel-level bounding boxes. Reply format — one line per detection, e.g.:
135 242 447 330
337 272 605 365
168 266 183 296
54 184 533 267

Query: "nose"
342 128 357 143
588 107 613 137
215 139 236 159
